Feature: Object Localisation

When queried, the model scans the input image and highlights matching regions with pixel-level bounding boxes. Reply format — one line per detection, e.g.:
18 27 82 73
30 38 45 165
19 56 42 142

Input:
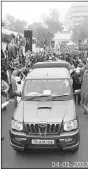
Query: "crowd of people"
1 47 88 115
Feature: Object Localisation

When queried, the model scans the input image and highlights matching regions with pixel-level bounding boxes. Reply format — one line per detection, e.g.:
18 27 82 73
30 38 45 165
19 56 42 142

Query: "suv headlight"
11 120 23 131
64 120 78 131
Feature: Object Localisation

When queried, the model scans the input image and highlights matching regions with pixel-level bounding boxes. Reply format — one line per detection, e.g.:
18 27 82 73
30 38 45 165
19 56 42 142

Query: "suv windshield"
23 79 71 101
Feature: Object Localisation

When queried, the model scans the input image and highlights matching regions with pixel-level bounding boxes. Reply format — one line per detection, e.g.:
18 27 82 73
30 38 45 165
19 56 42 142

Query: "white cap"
75 67 80 73
15 76 21 82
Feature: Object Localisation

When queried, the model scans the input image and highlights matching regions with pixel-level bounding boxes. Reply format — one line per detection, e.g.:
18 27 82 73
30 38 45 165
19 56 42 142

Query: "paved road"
2 100 88 168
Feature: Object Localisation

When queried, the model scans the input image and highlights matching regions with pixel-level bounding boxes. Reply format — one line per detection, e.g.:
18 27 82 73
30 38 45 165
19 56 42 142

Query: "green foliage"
28 22 53 47
4 14 28 33
3 10 64 48
43 9 63 34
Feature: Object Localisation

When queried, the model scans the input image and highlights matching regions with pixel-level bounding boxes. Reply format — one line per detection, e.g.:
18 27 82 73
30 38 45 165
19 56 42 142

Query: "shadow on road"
15 148 77 157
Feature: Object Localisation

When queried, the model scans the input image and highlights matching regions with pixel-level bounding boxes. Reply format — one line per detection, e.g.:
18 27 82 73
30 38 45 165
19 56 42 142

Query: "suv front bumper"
9 129 80 151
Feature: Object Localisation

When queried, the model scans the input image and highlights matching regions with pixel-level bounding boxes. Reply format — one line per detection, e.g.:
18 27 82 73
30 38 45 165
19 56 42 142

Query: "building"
64 2 88 31
51 28 71 50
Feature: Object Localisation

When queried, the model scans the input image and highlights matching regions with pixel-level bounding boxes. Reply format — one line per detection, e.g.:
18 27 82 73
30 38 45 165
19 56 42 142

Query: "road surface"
2 100 88 168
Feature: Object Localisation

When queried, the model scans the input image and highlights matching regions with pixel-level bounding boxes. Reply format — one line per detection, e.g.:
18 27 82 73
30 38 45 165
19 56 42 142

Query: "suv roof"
32 60 70 70
26 67 70 80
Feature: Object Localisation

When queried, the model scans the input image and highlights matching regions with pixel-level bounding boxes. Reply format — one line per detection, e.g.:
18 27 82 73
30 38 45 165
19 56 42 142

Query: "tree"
4 14 28 34
28 22 53 47
36 27 53 47
43 9 63 34
4 14 16 31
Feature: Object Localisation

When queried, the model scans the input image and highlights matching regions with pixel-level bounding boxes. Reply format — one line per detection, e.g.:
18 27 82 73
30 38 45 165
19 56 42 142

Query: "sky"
2 2 72 25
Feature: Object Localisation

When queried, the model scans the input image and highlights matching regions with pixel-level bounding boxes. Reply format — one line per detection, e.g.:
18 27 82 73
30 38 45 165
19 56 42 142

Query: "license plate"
32 139 54 144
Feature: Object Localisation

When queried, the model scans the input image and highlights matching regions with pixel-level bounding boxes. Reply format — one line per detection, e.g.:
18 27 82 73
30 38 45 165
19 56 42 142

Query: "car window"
23 79 71 97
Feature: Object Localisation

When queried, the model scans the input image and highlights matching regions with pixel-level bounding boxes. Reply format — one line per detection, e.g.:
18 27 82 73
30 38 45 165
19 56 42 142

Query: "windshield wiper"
47 94 69 101
25 94 69 101
26 96 38 101
26 95 52 101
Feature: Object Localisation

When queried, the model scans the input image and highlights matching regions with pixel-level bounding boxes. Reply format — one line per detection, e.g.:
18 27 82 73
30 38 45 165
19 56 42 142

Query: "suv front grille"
26 123 60 135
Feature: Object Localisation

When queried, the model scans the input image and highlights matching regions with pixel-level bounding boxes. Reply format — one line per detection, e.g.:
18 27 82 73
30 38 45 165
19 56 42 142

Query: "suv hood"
14 100 76 123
